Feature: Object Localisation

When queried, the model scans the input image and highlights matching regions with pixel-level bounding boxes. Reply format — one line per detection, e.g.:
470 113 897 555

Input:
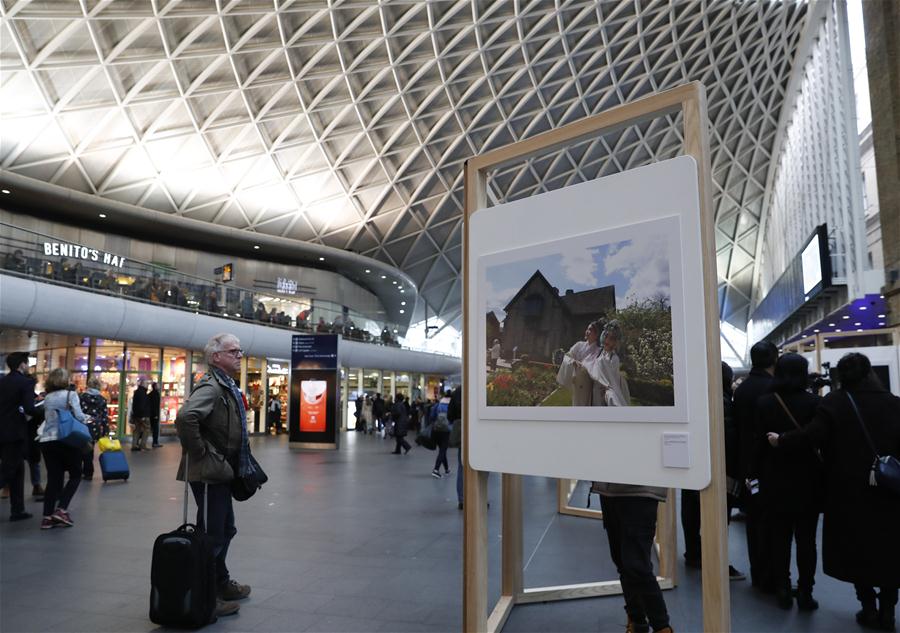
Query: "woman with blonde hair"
36 368 87 529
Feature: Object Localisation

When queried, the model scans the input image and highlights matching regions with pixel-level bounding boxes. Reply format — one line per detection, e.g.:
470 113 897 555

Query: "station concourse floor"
0 432 870 633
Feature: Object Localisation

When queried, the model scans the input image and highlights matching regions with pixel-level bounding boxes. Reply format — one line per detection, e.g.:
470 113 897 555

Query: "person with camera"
753 353 823 611
733 340 778 592
175 333 253 618
767 352 900 631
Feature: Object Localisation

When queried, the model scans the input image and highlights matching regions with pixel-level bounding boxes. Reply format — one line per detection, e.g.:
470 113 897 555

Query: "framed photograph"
478 214 685 423
466 156 712 488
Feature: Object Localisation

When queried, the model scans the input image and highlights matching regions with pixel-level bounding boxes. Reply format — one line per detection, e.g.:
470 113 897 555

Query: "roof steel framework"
1 0 809 336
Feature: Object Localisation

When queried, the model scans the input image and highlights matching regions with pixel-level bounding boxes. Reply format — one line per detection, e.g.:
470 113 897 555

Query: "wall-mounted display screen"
801 235 823 295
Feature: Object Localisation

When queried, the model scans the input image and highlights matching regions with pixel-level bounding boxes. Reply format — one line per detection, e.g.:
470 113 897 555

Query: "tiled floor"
0 432 873 632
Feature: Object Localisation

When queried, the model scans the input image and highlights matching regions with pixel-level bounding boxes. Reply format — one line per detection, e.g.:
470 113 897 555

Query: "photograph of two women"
483 223 675 409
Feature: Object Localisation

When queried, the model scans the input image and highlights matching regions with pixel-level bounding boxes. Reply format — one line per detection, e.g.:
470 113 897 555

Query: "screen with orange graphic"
300 380 327 432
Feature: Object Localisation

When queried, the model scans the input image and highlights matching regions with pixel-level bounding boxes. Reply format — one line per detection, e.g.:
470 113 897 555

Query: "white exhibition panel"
467 156 713 490
0 274 461 376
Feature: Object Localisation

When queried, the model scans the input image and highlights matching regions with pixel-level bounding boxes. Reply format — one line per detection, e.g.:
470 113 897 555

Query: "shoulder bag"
230 453 268 502
773 393 823 463
845 391 900 496
58 393 93 449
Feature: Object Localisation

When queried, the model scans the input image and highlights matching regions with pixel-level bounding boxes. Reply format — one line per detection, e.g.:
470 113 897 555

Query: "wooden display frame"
462 82 730 633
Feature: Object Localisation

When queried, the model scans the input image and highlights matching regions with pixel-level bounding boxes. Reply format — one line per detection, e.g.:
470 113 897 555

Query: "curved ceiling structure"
1 0 810 333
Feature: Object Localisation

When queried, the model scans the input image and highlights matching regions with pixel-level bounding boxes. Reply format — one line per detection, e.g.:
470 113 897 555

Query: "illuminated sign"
276 277 297 295
43 242 126 267
222 263 233 282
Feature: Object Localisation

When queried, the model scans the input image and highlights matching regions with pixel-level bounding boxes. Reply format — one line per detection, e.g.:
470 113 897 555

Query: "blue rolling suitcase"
99 450 129 482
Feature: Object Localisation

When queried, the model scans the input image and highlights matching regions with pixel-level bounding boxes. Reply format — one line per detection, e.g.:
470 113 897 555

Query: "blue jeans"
190 482 236 587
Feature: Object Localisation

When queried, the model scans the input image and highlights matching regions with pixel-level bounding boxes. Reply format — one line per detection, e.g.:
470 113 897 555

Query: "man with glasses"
175 333 252 617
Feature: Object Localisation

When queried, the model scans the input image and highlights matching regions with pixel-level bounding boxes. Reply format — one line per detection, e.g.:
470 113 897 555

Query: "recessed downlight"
399 309 405 314
253 245 260 250
400 301 406 306
319 257 325 261
365 269 371 273
0 189 9 194
99 213 107 218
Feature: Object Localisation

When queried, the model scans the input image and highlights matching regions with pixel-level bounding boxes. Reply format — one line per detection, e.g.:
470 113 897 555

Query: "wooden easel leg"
502 474 523 597
656 488 678 584
464 467 489 633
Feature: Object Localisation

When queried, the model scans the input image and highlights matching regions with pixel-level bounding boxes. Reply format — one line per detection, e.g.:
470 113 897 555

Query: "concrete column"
863 0 900 325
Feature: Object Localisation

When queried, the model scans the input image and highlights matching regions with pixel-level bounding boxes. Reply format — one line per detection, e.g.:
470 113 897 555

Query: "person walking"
373 393 385 433
78 376 111 481
768 353 900 631
733 340 778 592
595 481 673 633
0 352 36 522
754 353 823 610
130 379 152 451
266 396 282 435
148 382 161 447
430 391 452 478
175 333 254 618
361 395 374 434
449 386 463 509
389 393 412 455
37 369 86 529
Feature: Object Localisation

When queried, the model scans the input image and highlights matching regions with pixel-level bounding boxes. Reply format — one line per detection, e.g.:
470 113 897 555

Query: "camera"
808 361 834 390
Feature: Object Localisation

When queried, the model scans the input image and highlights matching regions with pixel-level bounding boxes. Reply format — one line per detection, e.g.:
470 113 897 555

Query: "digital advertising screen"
289 335 340 447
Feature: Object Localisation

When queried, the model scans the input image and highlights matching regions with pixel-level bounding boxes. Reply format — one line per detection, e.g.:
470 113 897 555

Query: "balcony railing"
0 221 408 349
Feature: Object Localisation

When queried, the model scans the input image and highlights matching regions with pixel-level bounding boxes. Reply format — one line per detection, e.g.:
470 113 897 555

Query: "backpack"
433 399 451 432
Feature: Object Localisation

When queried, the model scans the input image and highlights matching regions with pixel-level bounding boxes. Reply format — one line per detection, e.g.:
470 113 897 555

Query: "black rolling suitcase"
149 456 217 628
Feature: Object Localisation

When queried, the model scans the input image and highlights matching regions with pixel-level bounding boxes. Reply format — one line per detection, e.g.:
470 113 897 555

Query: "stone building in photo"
497 270 616 363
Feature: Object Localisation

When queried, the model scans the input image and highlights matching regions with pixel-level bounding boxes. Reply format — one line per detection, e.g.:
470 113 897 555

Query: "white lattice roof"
1 0 809 333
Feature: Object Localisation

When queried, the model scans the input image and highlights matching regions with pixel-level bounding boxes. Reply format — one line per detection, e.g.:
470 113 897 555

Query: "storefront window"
396 373 410 399
266 359 289 435
363 369 380 394
71 347 89 372
160 348 187 424
94 345 124 372
347 368 361 430
126 346 160 373
245 357 264 434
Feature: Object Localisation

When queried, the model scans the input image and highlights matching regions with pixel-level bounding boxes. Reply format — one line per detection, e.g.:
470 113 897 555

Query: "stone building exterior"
497 270 616 363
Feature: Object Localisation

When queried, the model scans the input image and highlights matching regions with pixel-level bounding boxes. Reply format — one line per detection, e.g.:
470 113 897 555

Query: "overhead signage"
276 277 298 295
43 241 126 267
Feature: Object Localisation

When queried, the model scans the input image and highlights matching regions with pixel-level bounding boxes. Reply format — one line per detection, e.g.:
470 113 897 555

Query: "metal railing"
0 221 407 348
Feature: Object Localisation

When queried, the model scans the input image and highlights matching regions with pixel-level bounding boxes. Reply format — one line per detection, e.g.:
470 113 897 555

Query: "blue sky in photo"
484 230 671 320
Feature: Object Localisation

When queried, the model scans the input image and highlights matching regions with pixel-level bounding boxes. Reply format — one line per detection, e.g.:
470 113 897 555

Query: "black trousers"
40 441 82 517
394 434 411 453
745 493 772 588
680 489 736 564
190 482 236 587
601 495 670 631
769 509 818 591
0 440 27 515
82 442 95 478
856 584 898 609
151 417 160 445
433 430 450 471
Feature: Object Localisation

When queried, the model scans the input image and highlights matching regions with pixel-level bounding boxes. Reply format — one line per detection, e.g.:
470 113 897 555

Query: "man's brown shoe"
215 599 240 617
218 579 251 601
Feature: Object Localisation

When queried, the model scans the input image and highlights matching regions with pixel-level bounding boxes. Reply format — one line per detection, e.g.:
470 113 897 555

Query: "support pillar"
863 0 900 325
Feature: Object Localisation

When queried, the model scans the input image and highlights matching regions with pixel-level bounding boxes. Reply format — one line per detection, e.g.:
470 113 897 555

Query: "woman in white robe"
556 322 606 405
584 321 630 406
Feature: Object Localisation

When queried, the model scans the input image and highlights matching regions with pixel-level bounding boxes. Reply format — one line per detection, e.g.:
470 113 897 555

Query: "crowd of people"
2 246 402 348
679 342 900 633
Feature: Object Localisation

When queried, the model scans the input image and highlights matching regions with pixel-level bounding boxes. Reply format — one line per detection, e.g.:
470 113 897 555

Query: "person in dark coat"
0 352 36 521
389 393 411 455
130 379 152 451
372 394 385 433
681 362 745 579
754 353 823 610
148 382 161 448
732 340 777 591
768 352 900 631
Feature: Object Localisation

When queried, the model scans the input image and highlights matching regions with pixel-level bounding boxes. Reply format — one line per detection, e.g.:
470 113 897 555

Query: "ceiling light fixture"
877 314 886 318
859 306 867 310
253 245 260 250
0 189 9 194
842 315 850 319
828 323 835 327
855 322 861 326
400 301 406 306
399 309 405 314
319 257 325 261
380 275 386 279
365 269 371 273
99 213 107 218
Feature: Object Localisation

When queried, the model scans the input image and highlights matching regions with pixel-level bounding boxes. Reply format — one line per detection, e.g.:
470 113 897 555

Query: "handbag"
230 453 268 502
57 394 92 449
846 392 900 496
